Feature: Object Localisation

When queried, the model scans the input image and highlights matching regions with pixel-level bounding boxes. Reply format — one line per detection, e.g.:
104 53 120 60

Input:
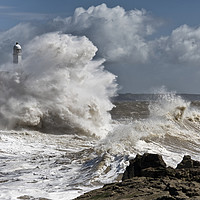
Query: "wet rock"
122 153 166 180
76 153 200 200
177 155 194 169
177 155 200 169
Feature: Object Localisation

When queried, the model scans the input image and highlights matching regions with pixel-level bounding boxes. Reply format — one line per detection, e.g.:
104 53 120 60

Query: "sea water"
0 33 200 200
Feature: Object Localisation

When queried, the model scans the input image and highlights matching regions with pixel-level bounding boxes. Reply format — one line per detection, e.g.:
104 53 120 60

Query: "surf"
0 32 117 138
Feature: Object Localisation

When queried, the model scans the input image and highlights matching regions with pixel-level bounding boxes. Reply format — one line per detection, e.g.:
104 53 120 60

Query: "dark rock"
123 153 200 182
122 153 166 180
76 154 200 200
177 155 194 169
193 160 200 167
167 186 179 196
176 155 200 170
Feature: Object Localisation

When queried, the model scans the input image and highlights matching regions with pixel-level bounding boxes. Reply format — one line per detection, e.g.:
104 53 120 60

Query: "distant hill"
112 93 200 102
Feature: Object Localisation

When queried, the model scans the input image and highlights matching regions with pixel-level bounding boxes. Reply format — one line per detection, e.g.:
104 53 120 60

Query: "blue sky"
1 0 200 93
1 0 200 33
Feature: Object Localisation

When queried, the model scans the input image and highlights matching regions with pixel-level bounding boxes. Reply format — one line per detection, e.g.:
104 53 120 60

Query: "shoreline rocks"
75 153 200 200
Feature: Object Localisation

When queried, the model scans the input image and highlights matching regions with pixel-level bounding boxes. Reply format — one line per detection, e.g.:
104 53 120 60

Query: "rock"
177 155 194 169
123 153 200 182
122 153 167 180
76 154 200 200
177 155 200 169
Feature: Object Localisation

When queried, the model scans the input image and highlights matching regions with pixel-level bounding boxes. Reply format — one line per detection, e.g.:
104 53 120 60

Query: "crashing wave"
0 33 117 138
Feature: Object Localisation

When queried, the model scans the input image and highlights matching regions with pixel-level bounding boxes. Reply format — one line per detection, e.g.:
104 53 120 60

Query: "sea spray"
148 87 190 121
0 91 200 199
97 90 200 167
0 32 117 137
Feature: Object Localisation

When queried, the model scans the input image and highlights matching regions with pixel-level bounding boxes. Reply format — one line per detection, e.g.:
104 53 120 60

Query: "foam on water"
0 33 200 199
99 89 200 168
0 130 97 200
0 32 119 199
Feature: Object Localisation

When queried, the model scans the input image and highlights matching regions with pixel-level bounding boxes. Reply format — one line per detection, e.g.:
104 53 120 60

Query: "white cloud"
154 25 200 65
1 4 200 93
52 4 160 63
7 12 51 21
0 5 12 9
0 4 161 65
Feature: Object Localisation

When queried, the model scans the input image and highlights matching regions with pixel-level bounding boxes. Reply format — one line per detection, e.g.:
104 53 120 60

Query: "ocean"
0 33 200 200
1 93 200 200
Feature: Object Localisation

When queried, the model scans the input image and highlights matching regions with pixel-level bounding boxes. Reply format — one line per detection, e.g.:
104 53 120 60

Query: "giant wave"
0 32 117 138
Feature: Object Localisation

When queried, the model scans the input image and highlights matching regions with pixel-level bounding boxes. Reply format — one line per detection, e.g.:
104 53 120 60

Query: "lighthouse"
13 42 22 64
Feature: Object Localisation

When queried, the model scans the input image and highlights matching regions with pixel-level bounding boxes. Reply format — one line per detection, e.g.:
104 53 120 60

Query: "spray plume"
0 32 117 138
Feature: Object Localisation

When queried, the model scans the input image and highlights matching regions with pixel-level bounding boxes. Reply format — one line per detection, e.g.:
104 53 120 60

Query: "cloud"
0 4 54 23
0 23 43 65
0 5 12 9
52 3 161 63
152 25 200 66
1 3 200 93
51 3 200 93
0 4 161 65
6 12 52 21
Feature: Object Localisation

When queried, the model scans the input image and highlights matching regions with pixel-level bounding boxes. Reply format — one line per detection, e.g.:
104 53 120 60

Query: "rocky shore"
75 153 200 200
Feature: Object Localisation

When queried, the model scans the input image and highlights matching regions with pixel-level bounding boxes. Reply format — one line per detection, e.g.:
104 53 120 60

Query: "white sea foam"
0 32 120 199
99 89 200 168
0 33 200 200
1 91 200 199
0 32 117 138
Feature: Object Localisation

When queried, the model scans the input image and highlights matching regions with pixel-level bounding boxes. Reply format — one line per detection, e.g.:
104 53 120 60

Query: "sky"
1 0 200 93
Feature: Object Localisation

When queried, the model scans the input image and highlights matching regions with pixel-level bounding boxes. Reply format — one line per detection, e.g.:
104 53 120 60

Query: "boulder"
123 153 200 182
122 153 166 180
177 155 200 169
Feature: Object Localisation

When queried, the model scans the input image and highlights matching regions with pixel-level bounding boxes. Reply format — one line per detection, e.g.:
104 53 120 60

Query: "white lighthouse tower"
13 42 22 64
